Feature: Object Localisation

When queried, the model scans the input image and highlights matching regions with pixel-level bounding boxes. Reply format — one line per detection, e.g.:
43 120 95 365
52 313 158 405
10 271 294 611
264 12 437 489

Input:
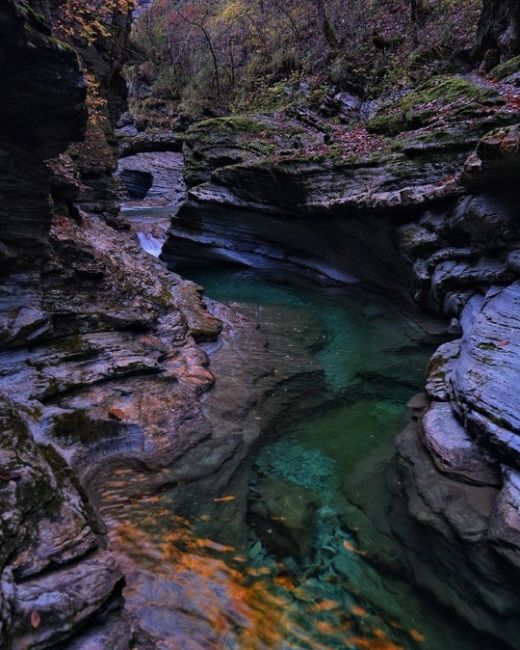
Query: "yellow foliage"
55 0 135 45
217 0 247 22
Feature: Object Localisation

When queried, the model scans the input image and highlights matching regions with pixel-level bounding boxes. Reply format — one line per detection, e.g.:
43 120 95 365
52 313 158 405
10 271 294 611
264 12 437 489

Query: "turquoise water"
169 267 493 650
99 265 497 650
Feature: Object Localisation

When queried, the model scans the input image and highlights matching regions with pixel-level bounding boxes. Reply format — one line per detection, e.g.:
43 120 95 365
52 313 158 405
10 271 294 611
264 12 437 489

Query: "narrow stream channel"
96 206 498 649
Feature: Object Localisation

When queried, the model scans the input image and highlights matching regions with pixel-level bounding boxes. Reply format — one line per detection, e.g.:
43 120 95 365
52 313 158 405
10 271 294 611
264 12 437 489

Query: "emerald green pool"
99 264 499 650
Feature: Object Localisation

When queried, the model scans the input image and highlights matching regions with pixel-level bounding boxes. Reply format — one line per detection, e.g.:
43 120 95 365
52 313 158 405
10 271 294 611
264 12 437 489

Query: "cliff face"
0 2 220 647
0 1 86 264
476 0 520 64
0 3 118 647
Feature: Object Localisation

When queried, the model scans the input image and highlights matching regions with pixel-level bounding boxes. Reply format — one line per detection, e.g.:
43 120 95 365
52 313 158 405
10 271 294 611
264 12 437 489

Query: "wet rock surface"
2 0 520 646
159 66 520 647
0 1 227 646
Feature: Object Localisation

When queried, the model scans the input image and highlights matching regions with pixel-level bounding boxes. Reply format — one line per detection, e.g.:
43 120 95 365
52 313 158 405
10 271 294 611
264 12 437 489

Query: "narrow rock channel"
93 173 500 649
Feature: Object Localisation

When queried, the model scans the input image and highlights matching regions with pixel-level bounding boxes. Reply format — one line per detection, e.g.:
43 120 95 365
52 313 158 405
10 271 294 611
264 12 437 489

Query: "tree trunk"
410 0 417 23
313 0 338 49
475 0 520 64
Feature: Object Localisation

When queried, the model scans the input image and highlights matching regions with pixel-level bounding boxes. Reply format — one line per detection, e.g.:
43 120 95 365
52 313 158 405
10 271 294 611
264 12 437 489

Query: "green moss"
249 139 276 155
195 116 268 134
368 76 498 135
477 342 497 351
490 55 520 81
402 76 493 109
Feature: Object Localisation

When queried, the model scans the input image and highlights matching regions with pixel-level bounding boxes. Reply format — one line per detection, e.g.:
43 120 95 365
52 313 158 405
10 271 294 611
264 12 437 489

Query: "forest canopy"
128 0 482 116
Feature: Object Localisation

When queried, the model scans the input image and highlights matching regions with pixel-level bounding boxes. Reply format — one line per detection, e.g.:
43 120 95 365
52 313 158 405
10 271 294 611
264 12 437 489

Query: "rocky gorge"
158 42 520 650
1 0 520 648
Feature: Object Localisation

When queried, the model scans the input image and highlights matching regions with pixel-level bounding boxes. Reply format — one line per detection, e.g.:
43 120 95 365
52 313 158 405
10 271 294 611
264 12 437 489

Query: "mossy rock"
367 76 499 136
490 55 520 81
194 115 270 134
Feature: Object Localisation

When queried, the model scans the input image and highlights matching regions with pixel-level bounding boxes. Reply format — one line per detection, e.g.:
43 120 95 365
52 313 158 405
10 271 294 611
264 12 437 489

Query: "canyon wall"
161 72 520 647
0 2 219 647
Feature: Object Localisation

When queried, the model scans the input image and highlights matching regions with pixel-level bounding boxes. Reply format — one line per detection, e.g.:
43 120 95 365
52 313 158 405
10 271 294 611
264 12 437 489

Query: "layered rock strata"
0 2 228 647
0 3 334 647
162 73 520 646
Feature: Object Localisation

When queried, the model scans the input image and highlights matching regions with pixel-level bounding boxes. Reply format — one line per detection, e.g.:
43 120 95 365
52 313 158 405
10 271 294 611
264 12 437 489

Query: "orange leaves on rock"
300 126 389 163
30 610 41 629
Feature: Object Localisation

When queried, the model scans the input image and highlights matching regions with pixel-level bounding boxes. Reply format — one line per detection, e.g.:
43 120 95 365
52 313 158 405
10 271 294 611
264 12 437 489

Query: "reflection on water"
97 267 490 649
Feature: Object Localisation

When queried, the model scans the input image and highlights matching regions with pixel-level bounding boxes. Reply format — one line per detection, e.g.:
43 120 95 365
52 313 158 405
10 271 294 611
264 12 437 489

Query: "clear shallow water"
98 265 494 650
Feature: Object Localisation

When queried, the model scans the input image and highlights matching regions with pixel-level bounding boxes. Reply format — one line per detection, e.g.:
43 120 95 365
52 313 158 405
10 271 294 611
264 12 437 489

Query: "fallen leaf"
313 599 339 612
351 605 368 617
31 610 41 629
108 407 125 421
409 628 426 643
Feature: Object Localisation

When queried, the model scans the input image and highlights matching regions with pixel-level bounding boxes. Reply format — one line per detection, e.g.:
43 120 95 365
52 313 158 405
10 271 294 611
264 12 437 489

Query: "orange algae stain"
409 629 426 643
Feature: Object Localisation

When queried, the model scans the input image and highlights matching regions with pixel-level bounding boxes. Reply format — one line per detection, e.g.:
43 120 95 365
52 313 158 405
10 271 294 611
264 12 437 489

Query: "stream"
96 205 497 649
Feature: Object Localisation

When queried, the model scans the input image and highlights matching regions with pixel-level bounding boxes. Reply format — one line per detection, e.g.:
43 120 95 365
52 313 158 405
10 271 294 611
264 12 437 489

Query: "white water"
136 231 165 258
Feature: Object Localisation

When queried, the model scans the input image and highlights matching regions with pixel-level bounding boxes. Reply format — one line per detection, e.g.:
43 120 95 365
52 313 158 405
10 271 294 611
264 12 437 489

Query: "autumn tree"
177 2 221 100
52 0 135 44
